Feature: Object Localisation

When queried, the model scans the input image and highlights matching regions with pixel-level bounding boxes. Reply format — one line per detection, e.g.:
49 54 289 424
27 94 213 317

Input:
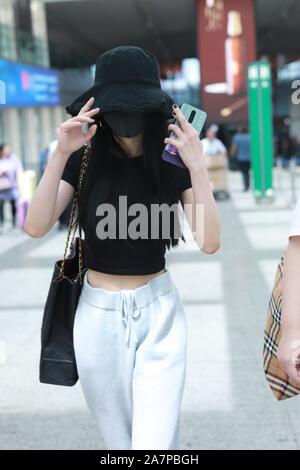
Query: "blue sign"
0 59 60 107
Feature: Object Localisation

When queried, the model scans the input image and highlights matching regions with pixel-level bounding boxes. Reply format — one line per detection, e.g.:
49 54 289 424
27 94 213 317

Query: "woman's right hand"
278 237 300 386
277 331 300 386
55 97 100 157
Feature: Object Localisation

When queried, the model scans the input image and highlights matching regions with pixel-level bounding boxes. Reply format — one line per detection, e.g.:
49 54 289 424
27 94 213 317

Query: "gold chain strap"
58 143 91 284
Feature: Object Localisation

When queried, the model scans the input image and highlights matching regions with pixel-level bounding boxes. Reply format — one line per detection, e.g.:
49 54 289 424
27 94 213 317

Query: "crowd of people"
0 138 72 233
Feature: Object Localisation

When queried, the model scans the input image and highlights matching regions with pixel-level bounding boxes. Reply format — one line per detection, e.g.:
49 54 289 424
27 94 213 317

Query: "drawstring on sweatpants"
120 290 142 347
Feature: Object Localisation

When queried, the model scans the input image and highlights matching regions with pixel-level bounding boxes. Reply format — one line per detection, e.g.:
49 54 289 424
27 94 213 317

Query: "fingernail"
172 103 178 109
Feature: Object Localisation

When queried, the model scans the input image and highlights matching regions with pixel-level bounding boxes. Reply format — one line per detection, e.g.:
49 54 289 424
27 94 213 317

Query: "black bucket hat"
65 45 175 118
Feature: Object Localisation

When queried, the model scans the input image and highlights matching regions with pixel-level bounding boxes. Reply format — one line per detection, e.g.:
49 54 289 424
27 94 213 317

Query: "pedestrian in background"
202 124 229 200
230 126 251 192
39 139 58 178
275 126 293 166
202 124 227 156
0 143 23 231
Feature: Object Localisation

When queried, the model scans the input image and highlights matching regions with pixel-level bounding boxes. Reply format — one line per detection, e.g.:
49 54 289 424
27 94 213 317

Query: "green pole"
248 61 274 201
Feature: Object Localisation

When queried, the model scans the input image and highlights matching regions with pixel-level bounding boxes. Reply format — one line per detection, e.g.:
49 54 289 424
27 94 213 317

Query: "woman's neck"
113 132 144 158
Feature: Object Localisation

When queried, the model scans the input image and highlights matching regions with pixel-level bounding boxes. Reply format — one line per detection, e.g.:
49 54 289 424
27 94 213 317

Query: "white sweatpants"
73 268 187 450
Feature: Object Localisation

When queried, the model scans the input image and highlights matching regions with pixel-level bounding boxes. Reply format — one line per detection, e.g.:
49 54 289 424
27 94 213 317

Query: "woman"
0 143 23 230
277 197 300 386
25 46 221 450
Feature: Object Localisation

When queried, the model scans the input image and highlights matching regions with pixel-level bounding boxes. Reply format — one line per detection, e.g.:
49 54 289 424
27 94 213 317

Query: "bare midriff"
87 268 165 291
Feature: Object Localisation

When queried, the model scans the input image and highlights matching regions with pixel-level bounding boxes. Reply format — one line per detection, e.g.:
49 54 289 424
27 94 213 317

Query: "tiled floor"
1 167 300 450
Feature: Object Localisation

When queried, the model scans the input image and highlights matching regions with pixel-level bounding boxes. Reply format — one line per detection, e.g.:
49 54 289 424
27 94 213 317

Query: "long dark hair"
80 112 184 249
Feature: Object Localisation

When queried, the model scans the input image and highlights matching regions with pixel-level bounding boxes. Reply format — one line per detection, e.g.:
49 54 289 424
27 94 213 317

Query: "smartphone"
162 103 207 169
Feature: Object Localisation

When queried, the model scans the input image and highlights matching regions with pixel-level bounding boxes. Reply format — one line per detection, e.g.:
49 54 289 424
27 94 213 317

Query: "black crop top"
61 137 192 275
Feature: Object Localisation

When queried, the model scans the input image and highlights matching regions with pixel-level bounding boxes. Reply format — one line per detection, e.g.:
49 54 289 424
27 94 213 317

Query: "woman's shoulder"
288 196 300 239
163 160 192 195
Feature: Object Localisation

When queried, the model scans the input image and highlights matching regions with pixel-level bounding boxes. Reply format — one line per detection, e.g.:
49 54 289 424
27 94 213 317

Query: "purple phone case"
162 141 187 168
162 117 187 168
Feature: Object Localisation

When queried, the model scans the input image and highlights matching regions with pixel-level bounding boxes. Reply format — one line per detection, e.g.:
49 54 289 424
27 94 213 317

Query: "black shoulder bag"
39 143 90 386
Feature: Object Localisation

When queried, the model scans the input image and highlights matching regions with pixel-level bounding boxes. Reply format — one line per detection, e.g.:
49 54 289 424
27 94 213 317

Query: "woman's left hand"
164 104 205 173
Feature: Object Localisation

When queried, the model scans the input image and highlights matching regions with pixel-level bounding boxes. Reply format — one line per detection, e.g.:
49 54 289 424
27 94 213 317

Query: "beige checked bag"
263 254 300 400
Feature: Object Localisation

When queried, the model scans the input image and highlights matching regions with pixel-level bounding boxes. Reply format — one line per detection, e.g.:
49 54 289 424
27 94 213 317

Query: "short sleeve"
61 149 83 188
217 139 227 154
177 167 192 195
288 197 300 238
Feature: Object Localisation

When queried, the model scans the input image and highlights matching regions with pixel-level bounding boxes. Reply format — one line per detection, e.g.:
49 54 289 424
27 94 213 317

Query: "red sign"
197 0 256 123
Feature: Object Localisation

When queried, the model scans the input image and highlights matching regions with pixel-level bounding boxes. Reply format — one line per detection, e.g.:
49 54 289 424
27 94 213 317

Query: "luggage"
205 154 229 195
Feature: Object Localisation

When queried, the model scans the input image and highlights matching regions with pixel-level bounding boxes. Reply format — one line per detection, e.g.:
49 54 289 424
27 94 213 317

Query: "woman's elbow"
201 242 220 255
196 236 221 254
24 225 45 238
24 219 48 238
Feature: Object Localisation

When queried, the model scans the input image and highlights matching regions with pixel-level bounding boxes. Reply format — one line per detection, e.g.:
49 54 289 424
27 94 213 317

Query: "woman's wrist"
51 147 71 164
188 161 209 179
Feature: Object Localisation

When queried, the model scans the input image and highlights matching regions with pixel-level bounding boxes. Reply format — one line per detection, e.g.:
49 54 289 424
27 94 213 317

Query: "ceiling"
45 0 300 69
45 0 197 69
255 0 300 56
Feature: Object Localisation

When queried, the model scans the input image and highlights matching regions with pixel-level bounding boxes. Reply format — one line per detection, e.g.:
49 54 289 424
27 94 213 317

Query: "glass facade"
15 0 49 67
34 107 43 156
18 108 29 166
30 0 49 67
0 0 17 60
0 1 62 168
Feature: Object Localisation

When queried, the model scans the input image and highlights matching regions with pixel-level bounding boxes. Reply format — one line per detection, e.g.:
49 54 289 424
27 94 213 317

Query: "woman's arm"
24 97 99 237
180 167 221 254
277 236 300 385
24 150 74 237
282 237 300 331
164 105 221 254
